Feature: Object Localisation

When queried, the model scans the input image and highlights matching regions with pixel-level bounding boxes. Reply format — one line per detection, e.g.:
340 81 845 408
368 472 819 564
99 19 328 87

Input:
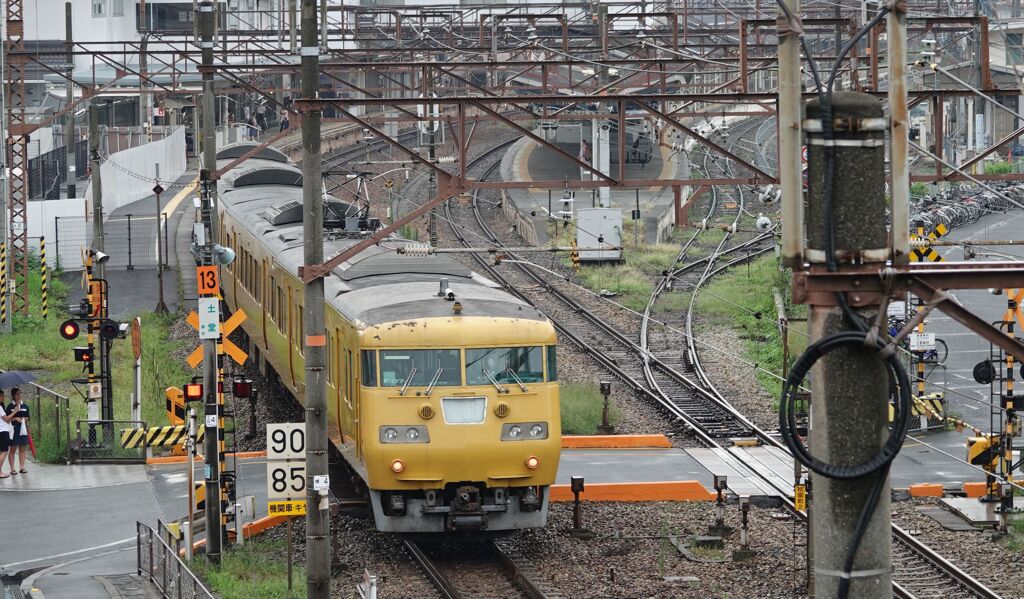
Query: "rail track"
431 122 1000 598
404 540 558 599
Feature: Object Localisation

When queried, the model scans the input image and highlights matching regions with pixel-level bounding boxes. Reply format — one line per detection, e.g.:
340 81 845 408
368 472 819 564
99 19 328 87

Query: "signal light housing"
232 378 253 399
73 347 92 362
184 383 204 402
59 319 80 340
99 319 120 340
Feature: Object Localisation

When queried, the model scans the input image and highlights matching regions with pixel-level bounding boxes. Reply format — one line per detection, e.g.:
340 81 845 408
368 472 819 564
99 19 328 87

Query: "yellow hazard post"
39 236 47 320
165 386 185 425
1 242 6 327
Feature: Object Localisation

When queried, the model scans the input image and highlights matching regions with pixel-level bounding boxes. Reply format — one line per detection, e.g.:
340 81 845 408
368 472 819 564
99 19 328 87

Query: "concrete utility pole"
778 0 803 267
198 0 223 566
804 92 892 598
300 0 331 596
64 2 75 199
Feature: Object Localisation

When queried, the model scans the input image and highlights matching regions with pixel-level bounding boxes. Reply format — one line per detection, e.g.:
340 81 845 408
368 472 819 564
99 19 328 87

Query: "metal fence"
53 213 170 272
137 522 215 599
75 419 148 463
27 140 89 200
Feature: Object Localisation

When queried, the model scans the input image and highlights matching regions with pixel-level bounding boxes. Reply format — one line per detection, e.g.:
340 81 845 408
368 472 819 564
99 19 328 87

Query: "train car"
215 142 561 533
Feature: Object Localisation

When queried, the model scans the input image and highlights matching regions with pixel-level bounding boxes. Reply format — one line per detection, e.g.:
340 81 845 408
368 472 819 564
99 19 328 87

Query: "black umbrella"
0 371 37 389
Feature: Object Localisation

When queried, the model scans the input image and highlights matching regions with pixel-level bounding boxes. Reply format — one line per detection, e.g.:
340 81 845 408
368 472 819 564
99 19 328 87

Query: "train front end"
358 313 560 533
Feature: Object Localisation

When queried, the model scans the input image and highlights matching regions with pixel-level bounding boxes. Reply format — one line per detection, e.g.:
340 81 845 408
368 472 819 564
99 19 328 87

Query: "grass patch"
0 256 191 462
696 255 806 399
984 160 1013 175
1005 517 1024 552
560 382 618 434
191 538 304 599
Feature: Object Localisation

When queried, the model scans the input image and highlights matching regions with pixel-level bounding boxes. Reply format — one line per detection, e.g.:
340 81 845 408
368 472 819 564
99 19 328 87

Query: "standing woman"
0 390 14 478
7 388 28 474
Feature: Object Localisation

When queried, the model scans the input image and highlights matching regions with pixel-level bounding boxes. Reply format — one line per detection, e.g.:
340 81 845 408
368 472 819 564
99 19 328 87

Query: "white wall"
83 125 187 214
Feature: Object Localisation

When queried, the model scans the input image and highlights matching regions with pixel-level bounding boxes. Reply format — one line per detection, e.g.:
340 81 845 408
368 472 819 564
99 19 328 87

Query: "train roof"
217 143 548 328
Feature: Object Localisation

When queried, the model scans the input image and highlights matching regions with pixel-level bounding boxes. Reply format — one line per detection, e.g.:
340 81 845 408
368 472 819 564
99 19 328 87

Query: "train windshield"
465 347 544 386
380 349 461 387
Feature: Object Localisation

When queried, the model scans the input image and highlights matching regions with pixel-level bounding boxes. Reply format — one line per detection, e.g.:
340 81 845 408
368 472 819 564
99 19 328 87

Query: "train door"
348 347 359 457
287 286 295 386
261 259 269 350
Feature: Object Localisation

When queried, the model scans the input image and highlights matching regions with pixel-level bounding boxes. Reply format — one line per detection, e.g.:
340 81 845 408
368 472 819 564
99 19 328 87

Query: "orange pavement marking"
560 434 672 449
963 481 988 498
908 483 944 498
550 481 715 502
147 450 267 465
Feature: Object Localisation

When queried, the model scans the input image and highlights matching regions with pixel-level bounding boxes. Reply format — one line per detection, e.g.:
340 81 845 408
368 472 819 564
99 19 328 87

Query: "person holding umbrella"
0 389 15 479
7 388 28 474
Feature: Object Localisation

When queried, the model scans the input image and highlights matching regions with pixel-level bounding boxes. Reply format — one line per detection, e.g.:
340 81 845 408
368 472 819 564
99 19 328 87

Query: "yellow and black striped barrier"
120 424 204 449
0 242 6 326
909 222 948 263
889 393 946 423
40 236 47 320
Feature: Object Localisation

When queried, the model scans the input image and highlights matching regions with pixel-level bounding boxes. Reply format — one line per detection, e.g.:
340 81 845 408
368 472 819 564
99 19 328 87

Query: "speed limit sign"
267 423 306 501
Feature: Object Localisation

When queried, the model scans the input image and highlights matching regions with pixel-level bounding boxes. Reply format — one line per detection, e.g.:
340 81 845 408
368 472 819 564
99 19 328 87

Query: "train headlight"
391 459 405 473
525 456 540 469
501 422 548 441
379 425 430 443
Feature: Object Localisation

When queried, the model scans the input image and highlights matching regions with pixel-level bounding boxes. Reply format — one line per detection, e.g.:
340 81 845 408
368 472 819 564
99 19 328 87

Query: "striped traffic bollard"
40 236 48 319
1 242 6 326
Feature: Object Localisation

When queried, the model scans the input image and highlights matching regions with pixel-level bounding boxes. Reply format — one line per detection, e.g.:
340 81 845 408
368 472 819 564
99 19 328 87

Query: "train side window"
546 345 558 381
277 286 285 332
269 276 277 322
361 350 378 387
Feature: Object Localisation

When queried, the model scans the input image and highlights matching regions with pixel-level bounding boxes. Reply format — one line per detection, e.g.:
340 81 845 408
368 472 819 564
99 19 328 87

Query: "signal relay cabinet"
577 207 623 263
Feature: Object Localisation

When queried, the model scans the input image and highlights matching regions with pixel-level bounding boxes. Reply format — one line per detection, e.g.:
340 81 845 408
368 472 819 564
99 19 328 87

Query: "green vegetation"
984 160 1014 175
560 382 618 434
399 223 420 241
0 255 191 462
191 538 304 599
1004 517 1024 552
910 182 929 197
696 256 806 399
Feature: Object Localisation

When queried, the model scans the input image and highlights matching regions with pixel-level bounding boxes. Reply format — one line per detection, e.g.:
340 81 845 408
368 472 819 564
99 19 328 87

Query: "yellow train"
215 143 561 532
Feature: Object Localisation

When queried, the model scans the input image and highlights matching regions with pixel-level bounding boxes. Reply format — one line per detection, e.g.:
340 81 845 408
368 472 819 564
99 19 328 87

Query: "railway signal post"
299 0 332 596
198 0 224 566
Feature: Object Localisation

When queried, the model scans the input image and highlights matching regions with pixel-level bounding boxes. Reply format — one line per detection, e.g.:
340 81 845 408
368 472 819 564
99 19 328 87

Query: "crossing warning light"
73 347 92 362
59 319 80 340
184 382 204 402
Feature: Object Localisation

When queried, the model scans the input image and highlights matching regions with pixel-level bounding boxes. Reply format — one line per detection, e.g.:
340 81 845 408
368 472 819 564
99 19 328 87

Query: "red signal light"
184 383 204 402
59 319 80 340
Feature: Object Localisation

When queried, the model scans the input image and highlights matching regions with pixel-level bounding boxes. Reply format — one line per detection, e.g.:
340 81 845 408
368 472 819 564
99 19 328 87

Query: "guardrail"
137 522 214 599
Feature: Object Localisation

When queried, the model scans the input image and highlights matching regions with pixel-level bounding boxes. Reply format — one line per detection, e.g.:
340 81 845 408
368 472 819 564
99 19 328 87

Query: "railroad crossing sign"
1004 289 1024 329
384 179 394 189
185 308 248 368
909 222 948 263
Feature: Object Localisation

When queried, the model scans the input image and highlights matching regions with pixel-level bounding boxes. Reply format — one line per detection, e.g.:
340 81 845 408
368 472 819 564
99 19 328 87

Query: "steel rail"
437 127 998 599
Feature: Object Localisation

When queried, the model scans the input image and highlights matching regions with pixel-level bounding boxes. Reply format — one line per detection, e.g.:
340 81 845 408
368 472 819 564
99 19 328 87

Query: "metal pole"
65 2 76 199
155 162 168 314
288 0 297 53
301 0 330 595
199 0 223 567
127 214 133 270
888 4 909 265
186 407 195 561
805 92 893 598
778 0 803 267
89 105 105 280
